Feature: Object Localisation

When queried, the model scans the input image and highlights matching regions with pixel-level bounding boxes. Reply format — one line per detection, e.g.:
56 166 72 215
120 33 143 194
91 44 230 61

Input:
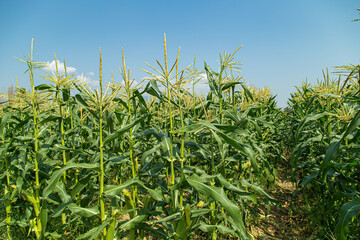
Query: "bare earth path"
250 162 314 240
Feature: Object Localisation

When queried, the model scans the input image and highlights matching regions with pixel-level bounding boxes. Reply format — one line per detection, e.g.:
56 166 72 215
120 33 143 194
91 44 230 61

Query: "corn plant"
285 64 360 239
0 37 283 240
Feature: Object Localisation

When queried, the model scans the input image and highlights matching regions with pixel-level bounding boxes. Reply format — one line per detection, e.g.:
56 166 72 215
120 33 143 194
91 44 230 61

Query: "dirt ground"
249 163 315 240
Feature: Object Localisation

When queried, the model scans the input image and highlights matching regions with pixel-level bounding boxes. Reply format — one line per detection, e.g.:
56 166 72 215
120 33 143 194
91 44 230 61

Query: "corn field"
0 37 359 239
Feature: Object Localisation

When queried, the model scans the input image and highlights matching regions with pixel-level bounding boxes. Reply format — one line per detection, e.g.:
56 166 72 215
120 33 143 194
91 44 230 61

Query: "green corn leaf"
104 178 164 201
174 120 256 171
143 80 167 102
185 205 191 227
176 208 192 240
49 202 72 218
35 84 55 91
113 97 128 110
205 63 221 98
188 208 213 218
223 110 241 125
14 115 32 130
62 87 70 102
22 190 40 215
46 232 63 239
70 175 91 197
74 93 98 118
321 110 360 175
132 89 148 111
295 112 330 144
199 221 236 235
118 213 148 230
15 136 33 141
186 174 249 239
216 223 237 235
103 116 144 144
220 81 241 91
43 163 99 199
150 79 163 96
67 203 100 217
149 212 181 223
145 86 165 102
335 199 360 240
40 202 48 239
105 217 116 240
55 182 71 203
216 174 257 203
74 93 90 108
171 122 204 133
0 111 13 136
341 110 360 138
300 170 319 187
199 221 216 232
202 121 258 172
77 218 111 239
134 127 166 141
239 82 254 101
239 179 274 201
161 136 173 157
39 114 62 125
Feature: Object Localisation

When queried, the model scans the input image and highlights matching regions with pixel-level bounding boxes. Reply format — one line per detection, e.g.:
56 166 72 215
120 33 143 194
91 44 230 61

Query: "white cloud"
199 73 207 81
44 60 77 74
142 75 163 82
192 82 210 95
141 73 210 96
186 73 210 95
77 73 99 87
43 61 100 87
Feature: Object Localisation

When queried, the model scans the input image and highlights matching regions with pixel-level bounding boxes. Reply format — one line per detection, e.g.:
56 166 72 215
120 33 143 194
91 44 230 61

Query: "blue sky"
0 0 359 107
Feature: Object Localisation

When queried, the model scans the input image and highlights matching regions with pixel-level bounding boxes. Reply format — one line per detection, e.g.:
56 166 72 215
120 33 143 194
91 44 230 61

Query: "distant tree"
1 84 17 106
351 8 360 22
283 106 292 113
7 84 15 102
0 93 5 103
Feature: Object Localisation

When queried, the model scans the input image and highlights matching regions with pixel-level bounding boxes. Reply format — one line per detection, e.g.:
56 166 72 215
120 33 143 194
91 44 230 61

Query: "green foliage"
0 38 280 239
285 64 360 239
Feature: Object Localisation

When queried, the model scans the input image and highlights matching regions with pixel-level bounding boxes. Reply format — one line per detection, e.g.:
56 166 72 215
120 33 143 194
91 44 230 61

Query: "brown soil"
250 163 315 240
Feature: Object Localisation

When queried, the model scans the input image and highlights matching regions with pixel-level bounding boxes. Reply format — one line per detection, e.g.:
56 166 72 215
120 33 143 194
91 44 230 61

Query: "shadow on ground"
250 164 315 240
